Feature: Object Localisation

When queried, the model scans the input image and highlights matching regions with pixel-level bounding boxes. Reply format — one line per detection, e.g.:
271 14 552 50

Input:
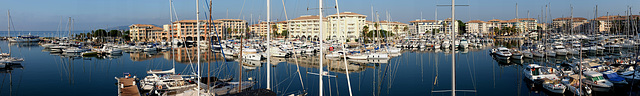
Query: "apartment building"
129 24 163 42
326 12 367 41
287 15 329 40
552 17 588 32
466 20 490 34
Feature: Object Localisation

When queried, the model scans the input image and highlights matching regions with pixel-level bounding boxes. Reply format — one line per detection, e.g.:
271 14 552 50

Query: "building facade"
409 20 443 35
287 15 329 40
590 15 640 33
552 17 588 32
466 20 490 34
129 24 163 42
326 12 367 41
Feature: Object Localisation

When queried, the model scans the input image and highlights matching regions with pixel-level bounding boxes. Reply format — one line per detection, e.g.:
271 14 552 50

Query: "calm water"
0 40 638 96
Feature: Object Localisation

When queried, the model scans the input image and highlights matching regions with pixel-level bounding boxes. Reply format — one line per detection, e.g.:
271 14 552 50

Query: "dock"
116 77 140 96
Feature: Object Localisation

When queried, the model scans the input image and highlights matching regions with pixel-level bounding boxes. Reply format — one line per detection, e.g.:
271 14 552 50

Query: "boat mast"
319 0 324 95
266 0 271 90
334 0 353 95
450 0 456 95
7 10 9 38
7 10 10 55
195 0 201 94
207 0 212 91
169 0 175 71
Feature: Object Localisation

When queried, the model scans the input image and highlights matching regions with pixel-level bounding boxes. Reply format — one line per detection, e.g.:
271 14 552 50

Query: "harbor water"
0 40 638 96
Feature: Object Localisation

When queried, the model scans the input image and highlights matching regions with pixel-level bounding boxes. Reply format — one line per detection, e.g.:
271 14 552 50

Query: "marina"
0 35 637 95
1 0 640 96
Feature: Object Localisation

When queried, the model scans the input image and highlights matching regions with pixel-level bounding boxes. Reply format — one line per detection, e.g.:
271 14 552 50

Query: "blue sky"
0 0 638 31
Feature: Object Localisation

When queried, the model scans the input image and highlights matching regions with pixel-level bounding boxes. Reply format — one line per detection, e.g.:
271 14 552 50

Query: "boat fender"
157 85 162 89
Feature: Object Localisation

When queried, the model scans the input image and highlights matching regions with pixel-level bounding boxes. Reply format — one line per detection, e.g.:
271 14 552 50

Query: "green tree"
403 26 408 34
362 26 369 43
271 24 278 37
109 30 120 37
457 20 467 35
122 30 131 41
281 30 289 38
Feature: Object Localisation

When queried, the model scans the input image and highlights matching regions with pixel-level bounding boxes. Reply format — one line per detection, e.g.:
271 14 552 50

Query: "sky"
0 0 638 31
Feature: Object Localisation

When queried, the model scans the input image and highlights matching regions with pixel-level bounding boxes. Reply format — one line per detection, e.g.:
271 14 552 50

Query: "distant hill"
103 24 162 31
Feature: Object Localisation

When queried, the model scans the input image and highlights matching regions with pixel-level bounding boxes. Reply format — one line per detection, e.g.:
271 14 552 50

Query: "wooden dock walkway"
117 77 141 96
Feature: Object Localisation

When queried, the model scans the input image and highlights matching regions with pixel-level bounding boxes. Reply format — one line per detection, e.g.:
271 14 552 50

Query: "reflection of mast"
318 0 324 95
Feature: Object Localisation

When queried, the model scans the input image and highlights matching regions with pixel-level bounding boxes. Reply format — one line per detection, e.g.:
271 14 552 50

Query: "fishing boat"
581 71 613 92
545 49 556 57
522 50 533 58
532 50 545 57
494 47 512 59
539 78 566 94
524 64 559 81
554 45 568 56
510 49 523 60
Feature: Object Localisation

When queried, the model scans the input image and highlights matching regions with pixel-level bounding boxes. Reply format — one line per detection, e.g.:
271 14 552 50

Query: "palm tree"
271 24 278 38
362 26 369 43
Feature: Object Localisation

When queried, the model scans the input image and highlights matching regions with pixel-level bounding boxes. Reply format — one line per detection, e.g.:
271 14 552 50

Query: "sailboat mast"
319 0 324 95
195 0 201 94
169 0 175 70
450 0 456 95
266 0 271 90
334 0 353 95
7 10 9 38
207 0 212 90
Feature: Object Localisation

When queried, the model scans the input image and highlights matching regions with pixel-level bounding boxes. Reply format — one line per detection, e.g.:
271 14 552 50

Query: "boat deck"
117 78 140 96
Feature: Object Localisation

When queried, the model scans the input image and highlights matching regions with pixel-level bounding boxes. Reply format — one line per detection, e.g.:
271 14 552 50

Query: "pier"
116 77 140 96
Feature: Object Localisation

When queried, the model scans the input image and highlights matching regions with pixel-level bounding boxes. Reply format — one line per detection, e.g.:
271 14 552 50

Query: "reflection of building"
282 56 365 73
130 52 164 61
163 47 222 64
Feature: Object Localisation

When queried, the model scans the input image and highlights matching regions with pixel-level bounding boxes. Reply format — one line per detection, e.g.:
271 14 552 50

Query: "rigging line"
15 69 24 96
171 0 179 21
466 50 477 90
0 71 6 94
234 0 246 19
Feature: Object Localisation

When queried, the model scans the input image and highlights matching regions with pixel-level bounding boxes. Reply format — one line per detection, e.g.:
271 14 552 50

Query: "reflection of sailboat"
240 59 262 70
270 57 286 66
366 58 389 64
